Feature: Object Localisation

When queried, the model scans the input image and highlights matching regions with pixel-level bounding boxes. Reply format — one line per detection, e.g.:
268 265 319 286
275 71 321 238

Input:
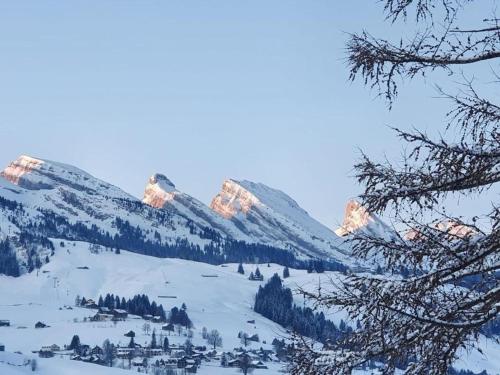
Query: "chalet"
143 347 163 357
91 313 114 322
132 359 146 367
39 349 54 358
143 314 153 320
0 343 4 351
248 272 263 281
116 347 135 358
177 357 191 368
98 307 111 314
91 345 103 355
186 364 197 373
252 360 268 369
112 309 128 319
35 321 48 329
249 334 260 342
247 320 255 324
41 344 61 352
124 330 135 338
0 320 10 327
151 315 163 323
78 345 91 356
162 323 174 332
227 359 241 367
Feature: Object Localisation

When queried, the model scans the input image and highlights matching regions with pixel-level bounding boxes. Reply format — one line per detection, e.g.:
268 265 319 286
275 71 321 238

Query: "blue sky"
0 1 494 228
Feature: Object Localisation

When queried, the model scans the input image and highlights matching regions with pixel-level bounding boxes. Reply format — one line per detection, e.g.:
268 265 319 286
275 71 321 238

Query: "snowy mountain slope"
210 179 349 262
143 173 253 242
0 156 230 272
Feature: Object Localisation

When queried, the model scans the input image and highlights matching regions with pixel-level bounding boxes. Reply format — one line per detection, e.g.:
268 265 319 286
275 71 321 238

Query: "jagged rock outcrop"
335 200 394 239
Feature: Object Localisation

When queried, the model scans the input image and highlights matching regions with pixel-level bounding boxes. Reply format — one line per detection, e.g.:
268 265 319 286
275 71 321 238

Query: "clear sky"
0 1 495 228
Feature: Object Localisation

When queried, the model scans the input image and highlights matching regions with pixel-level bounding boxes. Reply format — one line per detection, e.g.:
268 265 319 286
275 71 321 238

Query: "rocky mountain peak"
143 173 178 208
335 200 375 237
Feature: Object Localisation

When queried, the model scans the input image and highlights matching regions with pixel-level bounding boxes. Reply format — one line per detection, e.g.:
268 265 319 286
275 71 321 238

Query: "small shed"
35 321 48 329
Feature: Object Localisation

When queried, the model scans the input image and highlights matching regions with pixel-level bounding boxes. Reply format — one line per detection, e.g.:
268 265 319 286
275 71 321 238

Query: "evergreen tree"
151 329 157 348
163 337 169 352
283 266 290 279
68 335 81 351
255 267 261 278
128 336 135 348
0 239 20 277
254 274 347 344
237 263 245 274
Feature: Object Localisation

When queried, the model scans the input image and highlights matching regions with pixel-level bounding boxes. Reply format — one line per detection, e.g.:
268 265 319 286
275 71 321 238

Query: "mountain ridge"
0 154 354 275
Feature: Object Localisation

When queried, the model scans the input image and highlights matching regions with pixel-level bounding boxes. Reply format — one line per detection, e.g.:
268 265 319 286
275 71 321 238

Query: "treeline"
254 274 351 343
0 238 20 277
34 208 347 273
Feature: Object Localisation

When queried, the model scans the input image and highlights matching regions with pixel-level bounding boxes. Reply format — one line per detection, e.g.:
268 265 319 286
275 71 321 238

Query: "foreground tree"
293 1 499 374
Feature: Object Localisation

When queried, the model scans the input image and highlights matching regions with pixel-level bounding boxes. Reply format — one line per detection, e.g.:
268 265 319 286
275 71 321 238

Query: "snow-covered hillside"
0 241 341 375
0 242 497 375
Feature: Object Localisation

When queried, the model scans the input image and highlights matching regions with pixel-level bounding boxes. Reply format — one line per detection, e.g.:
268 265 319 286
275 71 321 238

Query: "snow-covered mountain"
0 155 232 273
0 155 353 275
210 179 349 262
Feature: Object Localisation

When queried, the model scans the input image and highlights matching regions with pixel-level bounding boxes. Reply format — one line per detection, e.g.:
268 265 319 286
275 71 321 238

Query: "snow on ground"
0 241 497 374
0 240 340 374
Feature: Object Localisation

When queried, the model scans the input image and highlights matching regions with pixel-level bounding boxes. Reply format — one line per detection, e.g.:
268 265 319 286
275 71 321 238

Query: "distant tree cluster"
35 210 347 273
0 238 20 277
95 293 167 321
254 274 351 343
168 305 192 328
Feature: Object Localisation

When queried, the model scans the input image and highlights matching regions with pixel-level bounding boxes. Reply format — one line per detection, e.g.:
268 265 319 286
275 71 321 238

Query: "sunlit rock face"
1 154 130 196
1 155 48 189
405 220 476 240
210 179 260 219
143 174 177 209
335 200 373 237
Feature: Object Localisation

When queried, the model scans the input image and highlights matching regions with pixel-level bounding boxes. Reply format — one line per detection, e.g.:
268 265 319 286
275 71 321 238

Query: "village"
25 297 287 374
